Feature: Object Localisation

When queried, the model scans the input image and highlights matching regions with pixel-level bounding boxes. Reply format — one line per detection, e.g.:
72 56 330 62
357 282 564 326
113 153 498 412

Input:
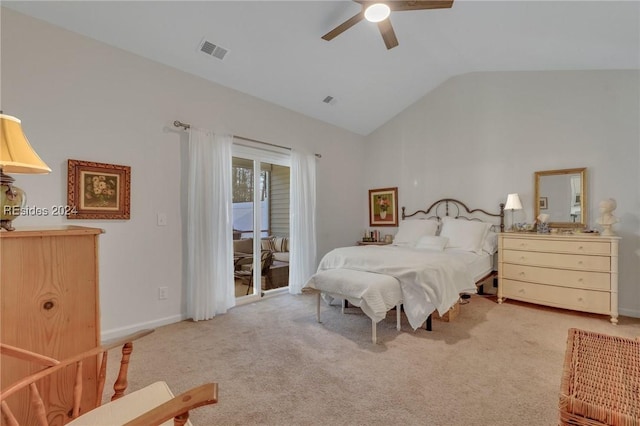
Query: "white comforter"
313 245 477 330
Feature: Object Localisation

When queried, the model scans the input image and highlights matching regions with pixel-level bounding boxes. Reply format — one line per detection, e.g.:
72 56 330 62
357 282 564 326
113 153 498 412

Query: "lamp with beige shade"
504 193 523 232
0 113 51 231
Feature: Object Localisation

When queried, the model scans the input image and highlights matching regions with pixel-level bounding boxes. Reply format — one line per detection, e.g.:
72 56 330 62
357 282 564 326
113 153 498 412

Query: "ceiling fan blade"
378 19 399 50
322 11 365 41
389 1 454 12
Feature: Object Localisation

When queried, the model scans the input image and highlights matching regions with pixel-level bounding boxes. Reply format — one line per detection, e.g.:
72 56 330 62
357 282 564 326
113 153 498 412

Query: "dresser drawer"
501 279 610 314
502 264 611 291
502 250 611 272
501 237 611 255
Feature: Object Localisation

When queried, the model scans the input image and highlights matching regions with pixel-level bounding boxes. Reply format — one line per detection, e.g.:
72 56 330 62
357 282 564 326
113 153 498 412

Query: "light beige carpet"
115 293 640 426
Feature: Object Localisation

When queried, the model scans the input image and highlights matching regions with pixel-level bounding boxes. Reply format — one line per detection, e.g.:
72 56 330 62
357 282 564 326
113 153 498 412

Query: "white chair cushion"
67 381 192 426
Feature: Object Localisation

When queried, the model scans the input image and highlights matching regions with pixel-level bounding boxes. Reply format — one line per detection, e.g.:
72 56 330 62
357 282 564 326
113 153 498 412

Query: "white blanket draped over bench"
305 268 402 323
306 245 477 330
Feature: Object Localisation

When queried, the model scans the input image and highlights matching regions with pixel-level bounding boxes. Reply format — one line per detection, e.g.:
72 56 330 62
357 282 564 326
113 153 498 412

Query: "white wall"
364 70 640 317
4 8 638 340
1 8 366 339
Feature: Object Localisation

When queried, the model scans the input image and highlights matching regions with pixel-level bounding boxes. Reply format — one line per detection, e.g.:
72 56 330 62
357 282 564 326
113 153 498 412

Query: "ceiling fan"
322 1 454 50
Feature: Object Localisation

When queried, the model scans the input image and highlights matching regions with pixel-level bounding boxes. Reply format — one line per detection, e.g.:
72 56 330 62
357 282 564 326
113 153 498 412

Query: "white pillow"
439 217 492 254
415 235 449 251
393 220 439 247
482 231 498 255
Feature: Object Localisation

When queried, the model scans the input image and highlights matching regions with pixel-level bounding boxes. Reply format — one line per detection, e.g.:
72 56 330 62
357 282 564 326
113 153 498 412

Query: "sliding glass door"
231 145 290 301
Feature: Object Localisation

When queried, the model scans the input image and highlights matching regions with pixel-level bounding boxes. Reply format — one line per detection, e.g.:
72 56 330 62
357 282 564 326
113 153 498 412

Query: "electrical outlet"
158 287 168 300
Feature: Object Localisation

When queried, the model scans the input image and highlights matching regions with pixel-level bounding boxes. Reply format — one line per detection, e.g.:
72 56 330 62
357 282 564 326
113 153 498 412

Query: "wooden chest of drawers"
1 226 103 424
498 232 619 324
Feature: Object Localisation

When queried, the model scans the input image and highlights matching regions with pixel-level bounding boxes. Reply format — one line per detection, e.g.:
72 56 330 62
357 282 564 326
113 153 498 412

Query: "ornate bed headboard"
401 198 505 232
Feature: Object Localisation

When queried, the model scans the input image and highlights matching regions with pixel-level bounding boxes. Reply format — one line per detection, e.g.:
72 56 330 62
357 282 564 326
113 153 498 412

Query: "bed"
304 198 504 342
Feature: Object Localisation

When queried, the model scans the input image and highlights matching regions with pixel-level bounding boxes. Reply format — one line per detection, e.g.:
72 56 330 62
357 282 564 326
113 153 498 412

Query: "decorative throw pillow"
415 235 449 251
439 217 492 254
261 237 275 252
393 220 439 247
272 236 289 252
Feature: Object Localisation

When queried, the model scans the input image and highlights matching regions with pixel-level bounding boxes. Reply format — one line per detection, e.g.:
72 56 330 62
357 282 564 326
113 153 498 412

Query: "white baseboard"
101 314 187 342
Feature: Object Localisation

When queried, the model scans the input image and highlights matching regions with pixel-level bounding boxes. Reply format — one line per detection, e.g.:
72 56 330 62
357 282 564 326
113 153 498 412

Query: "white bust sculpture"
596 198 618 236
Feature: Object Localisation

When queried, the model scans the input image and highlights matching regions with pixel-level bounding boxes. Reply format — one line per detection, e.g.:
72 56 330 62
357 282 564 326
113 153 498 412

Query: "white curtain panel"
187 129 235 320
289 150 317 294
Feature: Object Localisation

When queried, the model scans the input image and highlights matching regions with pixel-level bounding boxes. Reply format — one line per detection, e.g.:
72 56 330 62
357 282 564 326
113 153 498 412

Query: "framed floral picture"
369 187 398 226
67 159 131 219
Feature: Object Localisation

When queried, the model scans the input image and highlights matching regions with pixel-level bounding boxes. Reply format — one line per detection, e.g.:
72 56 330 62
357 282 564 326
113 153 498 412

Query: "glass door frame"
232 143 290 304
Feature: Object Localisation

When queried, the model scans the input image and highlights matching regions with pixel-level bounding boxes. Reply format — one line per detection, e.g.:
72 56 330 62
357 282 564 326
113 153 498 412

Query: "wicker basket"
559 328 640 426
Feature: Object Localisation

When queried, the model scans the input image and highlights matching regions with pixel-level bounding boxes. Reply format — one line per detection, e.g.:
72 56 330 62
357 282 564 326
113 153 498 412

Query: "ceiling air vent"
199 39 228 60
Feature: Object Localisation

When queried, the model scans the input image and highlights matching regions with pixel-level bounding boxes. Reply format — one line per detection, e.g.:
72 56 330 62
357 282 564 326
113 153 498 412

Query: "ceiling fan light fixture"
364 3 391 23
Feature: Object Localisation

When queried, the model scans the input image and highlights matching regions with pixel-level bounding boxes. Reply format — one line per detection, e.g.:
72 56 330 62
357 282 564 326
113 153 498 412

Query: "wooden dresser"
498 232 619 324
0 226 103 425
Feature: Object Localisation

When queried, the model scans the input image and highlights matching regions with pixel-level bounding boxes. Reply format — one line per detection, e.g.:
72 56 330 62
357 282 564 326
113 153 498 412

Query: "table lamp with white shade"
0 113 51 231
504 193 523 231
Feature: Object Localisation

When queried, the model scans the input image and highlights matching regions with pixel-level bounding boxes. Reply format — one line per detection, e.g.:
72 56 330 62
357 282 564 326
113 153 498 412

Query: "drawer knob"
518 289 525 294
578 278 583 282
578 261 584 265
579 246 584 250
519 272 525 276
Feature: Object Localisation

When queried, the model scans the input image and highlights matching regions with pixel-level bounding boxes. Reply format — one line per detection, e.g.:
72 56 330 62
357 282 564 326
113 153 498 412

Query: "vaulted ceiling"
4 1 639 135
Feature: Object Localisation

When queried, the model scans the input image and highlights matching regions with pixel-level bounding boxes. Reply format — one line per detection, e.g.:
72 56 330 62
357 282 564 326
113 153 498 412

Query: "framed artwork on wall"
67 159 131 219
539 197 548 210
369 187 398 226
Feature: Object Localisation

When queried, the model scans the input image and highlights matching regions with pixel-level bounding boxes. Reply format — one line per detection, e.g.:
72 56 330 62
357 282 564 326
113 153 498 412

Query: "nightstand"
357 241 391 246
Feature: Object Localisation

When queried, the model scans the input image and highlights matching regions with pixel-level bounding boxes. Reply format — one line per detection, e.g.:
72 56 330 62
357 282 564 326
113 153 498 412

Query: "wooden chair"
0 329 218 425
234 249 273 295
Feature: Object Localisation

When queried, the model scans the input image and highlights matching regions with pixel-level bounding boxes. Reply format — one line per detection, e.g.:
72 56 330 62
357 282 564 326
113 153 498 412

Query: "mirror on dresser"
534 167 587 228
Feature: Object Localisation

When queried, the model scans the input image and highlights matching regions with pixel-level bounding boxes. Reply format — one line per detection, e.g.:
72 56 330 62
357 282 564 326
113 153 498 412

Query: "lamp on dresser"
0 113 51 231
504 193 523 231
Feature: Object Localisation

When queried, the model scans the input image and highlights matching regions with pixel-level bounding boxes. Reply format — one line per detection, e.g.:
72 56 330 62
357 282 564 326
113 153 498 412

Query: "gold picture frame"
67 159 131 219
369 187 398 227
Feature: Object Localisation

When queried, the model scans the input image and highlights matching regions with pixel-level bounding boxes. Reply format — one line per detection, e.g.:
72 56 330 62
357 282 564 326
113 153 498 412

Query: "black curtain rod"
173 120 321 158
